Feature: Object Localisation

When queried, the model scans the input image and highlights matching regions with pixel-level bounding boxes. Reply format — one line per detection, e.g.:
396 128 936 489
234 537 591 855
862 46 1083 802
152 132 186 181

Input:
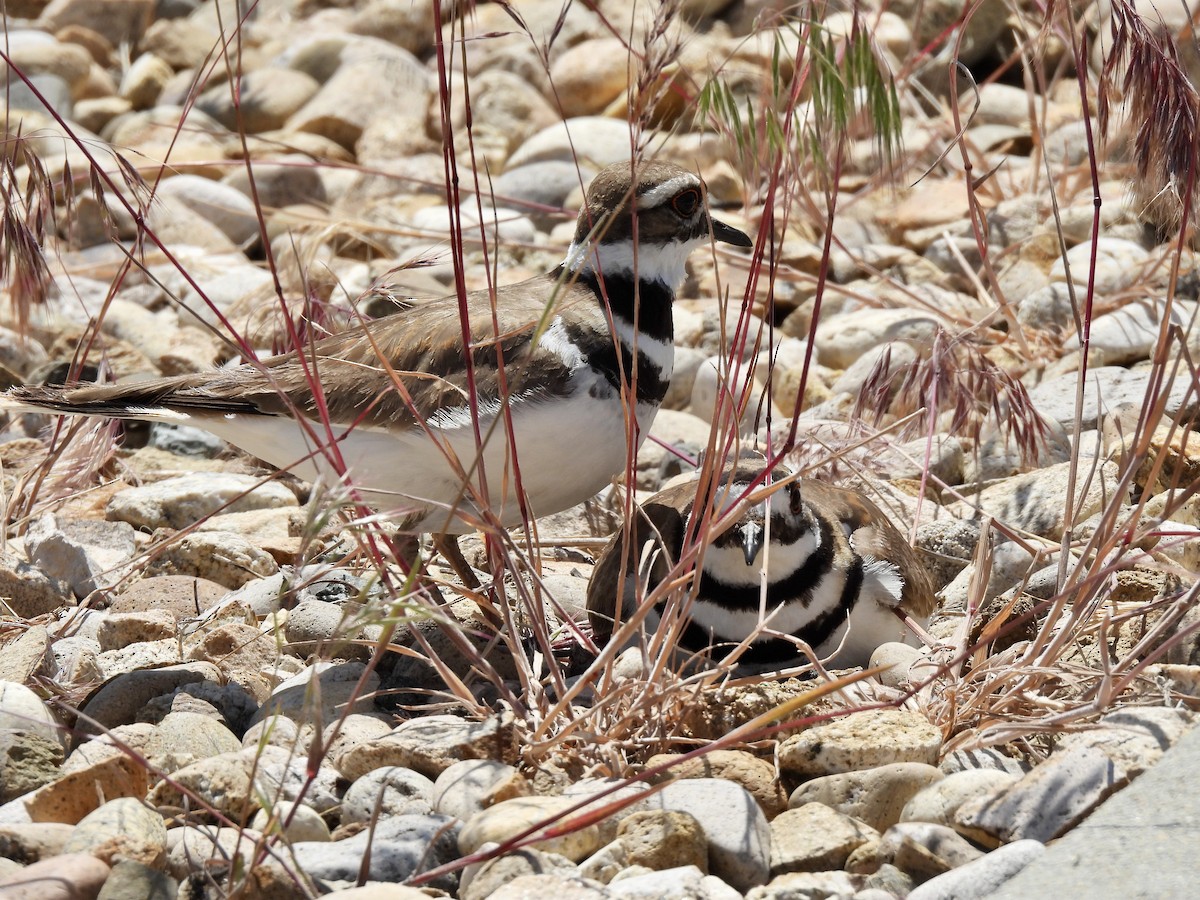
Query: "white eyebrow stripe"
639 173 702 207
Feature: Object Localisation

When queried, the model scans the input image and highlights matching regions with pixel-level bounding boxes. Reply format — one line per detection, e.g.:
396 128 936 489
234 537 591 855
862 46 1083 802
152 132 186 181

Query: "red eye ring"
672 188 701 217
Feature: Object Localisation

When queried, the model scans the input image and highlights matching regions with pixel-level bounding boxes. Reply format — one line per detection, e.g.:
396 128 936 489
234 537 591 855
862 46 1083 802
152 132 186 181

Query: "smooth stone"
954 460 1122 540
1048 238 1150 293
250 660 378 729
869 642 924 689
789 763 944 832
251 800 331 843
142 711 241 774
291 814 460 891
814 308 941 369
507 117 641 168
485 872 610 898
939 748 1030 777
777 709 943 777
461 847 577 900
62 796 167 866
335 711 518 779
644 778 771 892
96 859 177 899
155 174 262 245
0 682 62 747
76 662 222 733
1027 367 1195 431
165 825 261 880
906 839 1045 900
743 870 859 899
0 823 75 863
769 802 880 875
608 864 743 899
340 766 435 825
644 750 787 819
105 472 298 530
1057 707 1197 778
0 852 110 899
879 821 985 880
432 759 522 821
459 796 603 861
955 746 1120 845
901 769 1021 826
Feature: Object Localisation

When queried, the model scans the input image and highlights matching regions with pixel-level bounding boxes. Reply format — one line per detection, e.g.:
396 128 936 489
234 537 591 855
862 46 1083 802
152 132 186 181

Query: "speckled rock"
459 795 604 862
62 796 167 866
769 802 880 875
788 763 944 832
777 709 943 778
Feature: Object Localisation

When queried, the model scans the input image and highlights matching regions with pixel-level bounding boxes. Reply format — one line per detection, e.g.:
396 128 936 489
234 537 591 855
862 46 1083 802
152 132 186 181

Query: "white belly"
193 377 656 534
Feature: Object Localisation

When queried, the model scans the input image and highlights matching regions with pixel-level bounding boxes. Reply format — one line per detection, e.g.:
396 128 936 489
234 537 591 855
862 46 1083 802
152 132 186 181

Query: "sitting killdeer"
2 162 753 542
586 459 935 668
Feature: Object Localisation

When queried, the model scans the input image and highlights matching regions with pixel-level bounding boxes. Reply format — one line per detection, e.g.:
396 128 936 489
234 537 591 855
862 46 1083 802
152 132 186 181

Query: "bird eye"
788 484 804 517
672 188 701 217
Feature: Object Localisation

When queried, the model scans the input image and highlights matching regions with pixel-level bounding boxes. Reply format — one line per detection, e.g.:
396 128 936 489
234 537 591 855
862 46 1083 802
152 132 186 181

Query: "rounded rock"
777 709 943 778
788 762 944 832
62 796 167 866
341 766 436 825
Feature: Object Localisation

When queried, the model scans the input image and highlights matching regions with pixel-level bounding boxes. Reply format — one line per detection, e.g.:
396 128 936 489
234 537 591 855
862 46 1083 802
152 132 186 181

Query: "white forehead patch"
714 481 796 519
638 173 703 208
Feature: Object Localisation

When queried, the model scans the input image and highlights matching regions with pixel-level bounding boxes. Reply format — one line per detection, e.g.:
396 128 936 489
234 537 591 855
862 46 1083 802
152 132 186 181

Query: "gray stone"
646 778 772 892
62 796 167 866
609 864 743 899
778 709 942 777
26 514 137 597
878 821 984 880
954 460 1123 540
906 839 1044 900
901 769 1020 827
0 553 71 617
770 802 879 875
106 472 298 530
336 711 518 780
96 859 177 899
789 763 944 832
154 175 262 245
77 662 221 733
196 67 320 133
293 814 461 891
459 795 604 862
432 759 521 821
955 746 1120 845
341 766 435 825
508 117 643 168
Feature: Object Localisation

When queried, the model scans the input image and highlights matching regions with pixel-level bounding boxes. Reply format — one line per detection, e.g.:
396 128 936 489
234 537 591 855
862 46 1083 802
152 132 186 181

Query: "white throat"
563 237 698 290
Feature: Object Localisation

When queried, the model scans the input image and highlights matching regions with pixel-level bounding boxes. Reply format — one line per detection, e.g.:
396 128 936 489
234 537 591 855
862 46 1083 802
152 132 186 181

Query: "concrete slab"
986 720 1200 900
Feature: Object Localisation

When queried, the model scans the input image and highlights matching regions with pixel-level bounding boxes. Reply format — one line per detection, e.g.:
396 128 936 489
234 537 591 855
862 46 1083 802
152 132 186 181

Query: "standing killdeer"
586 460 935 668
1 162 753 541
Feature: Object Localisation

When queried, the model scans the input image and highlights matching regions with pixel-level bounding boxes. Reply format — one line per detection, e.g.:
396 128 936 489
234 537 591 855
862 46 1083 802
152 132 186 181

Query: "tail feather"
1 378 259 421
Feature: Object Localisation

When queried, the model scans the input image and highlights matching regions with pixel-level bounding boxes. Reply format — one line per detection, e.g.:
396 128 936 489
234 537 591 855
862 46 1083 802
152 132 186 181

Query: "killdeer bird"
1 162 753 545
586 460 935 668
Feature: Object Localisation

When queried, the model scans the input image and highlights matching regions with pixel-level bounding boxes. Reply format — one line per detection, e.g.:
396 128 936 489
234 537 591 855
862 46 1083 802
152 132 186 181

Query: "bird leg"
432 533 481 590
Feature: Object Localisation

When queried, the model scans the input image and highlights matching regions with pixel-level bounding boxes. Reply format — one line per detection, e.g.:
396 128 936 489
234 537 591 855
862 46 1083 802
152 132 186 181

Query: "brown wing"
586 491 689 646
800 480 937 618
10 278 581 432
